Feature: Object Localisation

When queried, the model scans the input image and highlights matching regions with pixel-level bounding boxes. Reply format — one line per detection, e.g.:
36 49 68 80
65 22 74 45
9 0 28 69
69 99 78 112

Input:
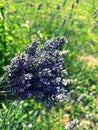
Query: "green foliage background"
0 0 98 129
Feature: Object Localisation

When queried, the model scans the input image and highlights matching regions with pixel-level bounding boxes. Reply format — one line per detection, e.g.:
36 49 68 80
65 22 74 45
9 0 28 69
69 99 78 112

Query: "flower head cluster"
6 36 72 103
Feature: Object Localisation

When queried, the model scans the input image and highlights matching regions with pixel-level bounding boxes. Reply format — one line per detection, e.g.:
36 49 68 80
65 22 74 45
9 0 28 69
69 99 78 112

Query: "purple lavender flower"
72 3 75 9
62 0 66 7
76 0 79 4
57 4 60 10
62 17 66 26
37 3 42 10
5 36 72 103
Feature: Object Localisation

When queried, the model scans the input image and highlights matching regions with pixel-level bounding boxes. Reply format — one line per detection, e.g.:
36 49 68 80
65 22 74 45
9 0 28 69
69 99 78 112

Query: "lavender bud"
62 0 66 7
72 3 75 9
37 3 42 10
57 4 60 10
76 0 79 4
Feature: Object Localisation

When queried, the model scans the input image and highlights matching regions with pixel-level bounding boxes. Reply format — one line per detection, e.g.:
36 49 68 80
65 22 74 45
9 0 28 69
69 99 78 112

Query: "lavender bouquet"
0 36 72 104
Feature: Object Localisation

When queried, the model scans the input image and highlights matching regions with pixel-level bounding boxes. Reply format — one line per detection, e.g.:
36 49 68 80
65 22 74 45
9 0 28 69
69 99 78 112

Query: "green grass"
0 0 98 129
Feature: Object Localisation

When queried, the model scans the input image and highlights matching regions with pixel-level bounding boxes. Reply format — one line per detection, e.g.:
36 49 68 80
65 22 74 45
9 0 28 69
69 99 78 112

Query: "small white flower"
28 123 32 128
